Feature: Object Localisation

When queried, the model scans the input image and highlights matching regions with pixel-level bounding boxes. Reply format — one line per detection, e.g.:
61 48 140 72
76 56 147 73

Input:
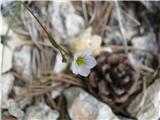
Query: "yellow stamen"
76 56 85 66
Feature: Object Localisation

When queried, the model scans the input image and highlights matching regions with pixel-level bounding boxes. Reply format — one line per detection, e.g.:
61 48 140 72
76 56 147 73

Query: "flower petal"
78 65 90 76
74 48 93 60
71 61 79 74
85 56 97 68
83 48 93 56
74 52 82 60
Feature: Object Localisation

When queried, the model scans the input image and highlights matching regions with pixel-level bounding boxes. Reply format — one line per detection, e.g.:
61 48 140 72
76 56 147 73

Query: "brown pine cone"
86 52 142 115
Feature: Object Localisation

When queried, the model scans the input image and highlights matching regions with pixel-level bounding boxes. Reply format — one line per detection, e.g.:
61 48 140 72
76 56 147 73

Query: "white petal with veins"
83 48 93 56
85 56 97 68
71 61 79 74
71 48 97 77
78 65 90 77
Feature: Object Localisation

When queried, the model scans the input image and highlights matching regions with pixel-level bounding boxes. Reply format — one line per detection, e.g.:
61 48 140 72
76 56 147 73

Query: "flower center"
76 56 85 66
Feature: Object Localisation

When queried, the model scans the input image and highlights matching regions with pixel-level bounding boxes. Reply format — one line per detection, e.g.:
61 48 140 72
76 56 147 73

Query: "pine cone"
86 52 142 114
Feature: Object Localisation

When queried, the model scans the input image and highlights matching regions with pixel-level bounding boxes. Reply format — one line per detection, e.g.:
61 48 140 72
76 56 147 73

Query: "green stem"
20 2 72 58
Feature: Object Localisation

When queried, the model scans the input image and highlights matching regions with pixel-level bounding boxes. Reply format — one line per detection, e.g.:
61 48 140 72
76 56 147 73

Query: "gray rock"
141 1 160 12
0 43 13 73
51 82 69 99
118 116 135 120
48 1 84 44
14 86 31 109
128 78 160 120
13 45 32 81
65 13 84 38
7 99 24 120
54 52 67 74
104 7 139 46
131 31 158 54
129 31 158 69
64 87 120 120
0 12 10 35
24 102 59 120
104 28 123 45
1 73 15 108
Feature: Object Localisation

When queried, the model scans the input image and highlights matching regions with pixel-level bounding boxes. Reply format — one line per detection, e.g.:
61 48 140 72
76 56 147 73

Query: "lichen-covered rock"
51 82 69 99
128 78 160 120
0 43 13 73
24 102 59 120
54 52 68 74
131 32 158 54
64 87 120 120
7 99 24 120
129 31 158 69
14 86 31 109
48 1 84 44
1 73 15 108
13 45 32 81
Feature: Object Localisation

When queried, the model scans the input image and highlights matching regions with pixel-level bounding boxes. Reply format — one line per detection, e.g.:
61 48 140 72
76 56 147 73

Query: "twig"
61 74 84 87
39 73 83 87
139 64 154 73
46 92 58 110
57 94 64 111
88 2 97 25
15 85 54 101
82 1 88 26
120 7 140 26
46 75 83 87
102 45 155 55
132 77 147 114
94 2 113 34
115 1 128 55
15 74 84 100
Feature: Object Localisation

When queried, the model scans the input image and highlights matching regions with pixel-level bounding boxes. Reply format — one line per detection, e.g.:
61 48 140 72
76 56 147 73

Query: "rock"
128 78 160 120
0 43 13 73
13 45 32 81
64 87 120 120
24 102 59 120
118 116 135 120
54 52 68 74
0 11 13 36
6 34 32 51
1 73 15 108
7 99 24 120
131 31 158 54
31 47 56 79
48 1 84 44
129 31 158 69
51 82 69 99
65 13 84 38
141 1 160 12
104 7 139 46
14 86 31 109
104 28 124 45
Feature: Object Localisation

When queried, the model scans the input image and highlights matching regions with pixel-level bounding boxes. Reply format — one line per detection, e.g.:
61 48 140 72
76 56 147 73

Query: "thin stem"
20 2 72 58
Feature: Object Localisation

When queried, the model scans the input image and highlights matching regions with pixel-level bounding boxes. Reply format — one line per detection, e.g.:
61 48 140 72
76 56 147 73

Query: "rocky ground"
1 1 160 120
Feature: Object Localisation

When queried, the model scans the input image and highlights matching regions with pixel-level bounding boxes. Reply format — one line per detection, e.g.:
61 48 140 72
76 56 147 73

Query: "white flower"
71 49 97 76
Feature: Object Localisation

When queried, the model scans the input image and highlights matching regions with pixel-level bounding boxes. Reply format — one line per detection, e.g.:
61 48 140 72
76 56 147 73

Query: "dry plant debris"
1 1 160 120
